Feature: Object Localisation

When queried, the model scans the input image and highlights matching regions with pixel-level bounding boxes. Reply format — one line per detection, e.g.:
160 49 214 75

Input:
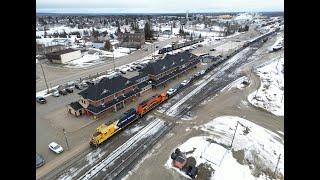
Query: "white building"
46 49 81 64
92 41 105 49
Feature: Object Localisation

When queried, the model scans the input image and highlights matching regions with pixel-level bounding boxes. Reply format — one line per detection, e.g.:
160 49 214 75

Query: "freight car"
158 38 204 54
90 92 168 147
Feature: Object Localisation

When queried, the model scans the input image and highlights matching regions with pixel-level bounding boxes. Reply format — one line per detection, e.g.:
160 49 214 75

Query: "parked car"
120 70 126 74
52 90 60 97
200 70 206 75
65 87 74 93
86 81 94 86
48 142 64 154
210 48 216 51
36 153 45 168
59 89 68 95
75 84 83 90
155 45 159 48
81 82 88 88
167 88 177 96
186 165 198 179
181 79 190 86
36 97 47 104
136 65 143 70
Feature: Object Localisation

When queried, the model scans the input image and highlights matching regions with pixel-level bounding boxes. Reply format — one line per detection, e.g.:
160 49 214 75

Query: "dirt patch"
196 163 214 180
231 149 245 165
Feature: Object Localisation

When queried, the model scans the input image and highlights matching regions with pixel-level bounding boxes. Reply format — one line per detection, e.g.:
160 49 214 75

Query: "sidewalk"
36 142 89 180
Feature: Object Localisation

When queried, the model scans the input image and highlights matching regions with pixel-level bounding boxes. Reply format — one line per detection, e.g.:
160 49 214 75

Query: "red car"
174 156 187 169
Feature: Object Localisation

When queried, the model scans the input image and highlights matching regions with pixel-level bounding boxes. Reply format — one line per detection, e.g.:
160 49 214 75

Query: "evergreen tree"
116 21 121 35
173 21 176 28
199 33 201 38
144 21 153 40
104 39 113 51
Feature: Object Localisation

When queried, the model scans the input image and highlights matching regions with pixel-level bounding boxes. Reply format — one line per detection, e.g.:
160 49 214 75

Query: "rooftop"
141 51 198 76
46 48 79 56
78 75 136 101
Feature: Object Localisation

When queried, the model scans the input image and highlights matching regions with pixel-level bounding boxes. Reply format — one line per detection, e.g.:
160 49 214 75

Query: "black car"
36 97 47 104
36 153 45 168
75 84 83 90
186 165 198 179
86 81 94 86
65 88 74 93
59 89 68 95
210 48 216 51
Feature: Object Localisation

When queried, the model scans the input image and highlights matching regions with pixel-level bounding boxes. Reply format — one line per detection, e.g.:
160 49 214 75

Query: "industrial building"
69 51 199 119
141 51 200 88
46 49 82 64
118 31 145 48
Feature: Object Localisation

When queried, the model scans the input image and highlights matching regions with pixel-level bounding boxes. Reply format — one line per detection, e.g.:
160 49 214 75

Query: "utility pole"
112 51 115 71
230 121 239 149
39 61 49 93
273 153 281 178
63 128 69 150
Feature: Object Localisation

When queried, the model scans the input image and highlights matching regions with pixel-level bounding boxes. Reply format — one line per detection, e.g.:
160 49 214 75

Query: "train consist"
90 93 168 147
158 38 204 54
89 29 279 148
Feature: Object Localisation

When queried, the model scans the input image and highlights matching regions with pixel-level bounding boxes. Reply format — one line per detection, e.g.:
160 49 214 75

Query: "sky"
36 0 284 13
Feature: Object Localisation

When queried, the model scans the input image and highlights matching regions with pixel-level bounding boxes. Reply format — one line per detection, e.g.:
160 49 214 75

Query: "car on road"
197 44 203 47
65 87 74 93
210 48 216 51
181 79 190 86
167 88 177 96
200 70 206 75
59 89 68 95
155 45 159 48
52 90 60 97
48 142 64 154
36 97 47 104
36 153 45 168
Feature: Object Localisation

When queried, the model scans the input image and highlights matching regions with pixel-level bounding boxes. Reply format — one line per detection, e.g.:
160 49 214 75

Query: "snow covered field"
165 116 284 179
248 58 284 116
64 47 136 68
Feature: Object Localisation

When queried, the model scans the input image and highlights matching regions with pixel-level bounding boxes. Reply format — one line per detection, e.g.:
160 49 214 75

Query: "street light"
63 128 69 150
39 61 49 94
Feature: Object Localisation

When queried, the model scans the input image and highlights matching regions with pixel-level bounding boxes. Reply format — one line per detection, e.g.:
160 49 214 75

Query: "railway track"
78 118 170 180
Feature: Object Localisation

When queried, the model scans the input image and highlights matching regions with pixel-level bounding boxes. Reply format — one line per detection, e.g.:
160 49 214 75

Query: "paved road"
36 37 180 91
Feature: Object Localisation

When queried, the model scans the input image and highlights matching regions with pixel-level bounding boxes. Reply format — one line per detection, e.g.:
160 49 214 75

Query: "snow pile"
202 116 284 178
248 58 284 116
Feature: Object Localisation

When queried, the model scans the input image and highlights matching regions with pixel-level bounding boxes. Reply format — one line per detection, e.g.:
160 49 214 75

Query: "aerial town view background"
36 0 284 179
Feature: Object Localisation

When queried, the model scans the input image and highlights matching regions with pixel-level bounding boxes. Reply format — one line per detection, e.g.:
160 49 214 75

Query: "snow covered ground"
248 57 284 116
64 47 136 68
165 116 283 179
